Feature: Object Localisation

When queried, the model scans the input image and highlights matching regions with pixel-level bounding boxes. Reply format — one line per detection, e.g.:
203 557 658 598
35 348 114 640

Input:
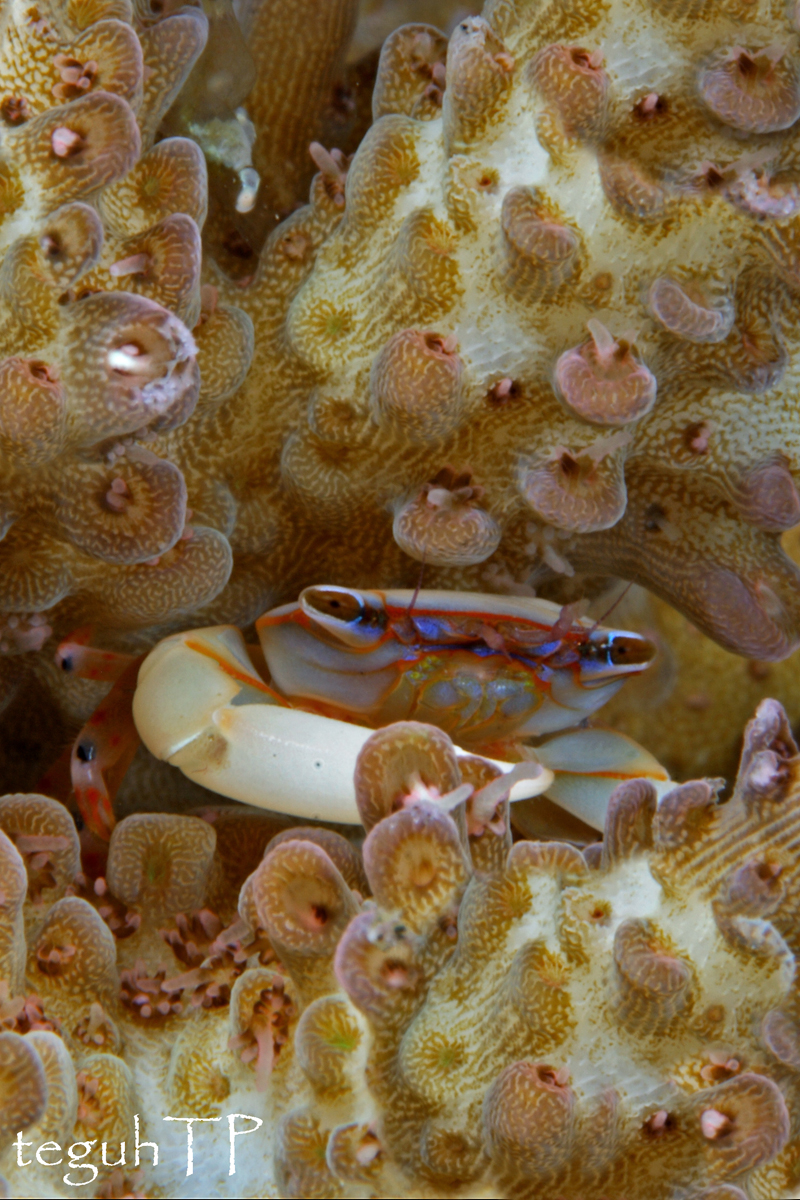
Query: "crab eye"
606 634 655 666
299 586 388 646
304 587 367 624
578 631 655 682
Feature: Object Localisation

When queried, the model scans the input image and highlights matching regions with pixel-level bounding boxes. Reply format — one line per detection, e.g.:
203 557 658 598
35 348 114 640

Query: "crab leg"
534 727 672 829
39 644 145 836
132 627 554 824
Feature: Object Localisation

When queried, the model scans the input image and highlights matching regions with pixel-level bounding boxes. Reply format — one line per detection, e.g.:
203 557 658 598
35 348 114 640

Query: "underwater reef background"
3 0 800 1195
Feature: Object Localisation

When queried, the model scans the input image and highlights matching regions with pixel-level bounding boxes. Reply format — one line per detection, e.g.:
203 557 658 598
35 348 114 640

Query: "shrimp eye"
76 740 96 762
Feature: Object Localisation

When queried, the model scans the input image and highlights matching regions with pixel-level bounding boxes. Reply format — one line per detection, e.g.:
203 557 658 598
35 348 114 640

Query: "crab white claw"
133 589 671 830
132 625 550 822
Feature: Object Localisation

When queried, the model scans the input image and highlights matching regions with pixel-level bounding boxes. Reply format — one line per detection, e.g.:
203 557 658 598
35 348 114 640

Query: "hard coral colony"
0 0 799 1197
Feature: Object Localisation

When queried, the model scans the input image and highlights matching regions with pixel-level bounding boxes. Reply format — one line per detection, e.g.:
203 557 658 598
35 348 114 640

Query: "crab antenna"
588 580 634 635
407 548 427 619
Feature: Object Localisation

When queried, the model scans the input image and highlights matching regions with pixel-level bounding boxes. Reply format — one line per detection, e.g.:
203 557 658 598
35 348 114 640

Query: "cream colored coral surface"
0 0 797 797
1 706 800 1198
198 0 800 667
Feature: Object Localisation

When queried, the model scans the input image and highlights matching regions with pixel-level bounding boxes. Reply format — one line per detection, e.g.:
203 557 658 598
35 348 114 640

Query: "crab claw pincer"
132 626 548 823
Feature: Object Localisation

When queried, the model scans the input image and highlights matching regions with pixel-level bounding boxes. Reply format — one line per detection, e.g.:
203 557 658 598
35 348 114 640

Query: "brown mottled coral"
0 793 293 1195
587 520 800 787
600 578 800 785
270 707 800 1198
5 706 800 1197
9 0 800 680
0 0 244 674
185 0 800 664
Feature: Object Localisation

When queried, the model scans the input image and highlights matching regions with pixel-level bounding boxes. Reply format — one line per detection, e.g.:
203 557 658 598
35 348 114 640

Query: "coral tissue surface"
198 0 800 666
3 0 800 700
0 705 800 1198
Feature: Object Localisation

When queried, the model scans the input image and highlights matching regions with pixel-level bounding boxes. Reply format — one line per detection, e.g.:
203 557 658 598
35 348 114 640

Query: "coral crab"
48 587 668 839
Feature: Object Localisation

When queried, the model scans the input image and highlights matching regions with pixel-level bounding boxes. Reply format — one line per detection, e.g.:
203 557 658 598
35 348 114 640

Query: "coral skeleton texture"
1 705 800 1198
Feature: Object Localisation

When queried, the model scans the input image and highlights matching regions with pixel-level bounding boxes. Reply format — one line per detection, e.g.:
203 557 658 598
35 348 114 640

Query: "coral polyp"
554 319 658 427
0 0 243 659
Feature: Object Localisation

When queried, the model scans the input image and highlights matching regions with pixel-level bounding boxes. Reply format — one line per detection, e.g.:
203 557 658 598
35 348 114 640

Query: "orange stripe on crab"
553 766 668 781
382 597 586 644
256 587 655 748
182 637 290 703
181 635 370 726
38 590 661 836
259 588 591 659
